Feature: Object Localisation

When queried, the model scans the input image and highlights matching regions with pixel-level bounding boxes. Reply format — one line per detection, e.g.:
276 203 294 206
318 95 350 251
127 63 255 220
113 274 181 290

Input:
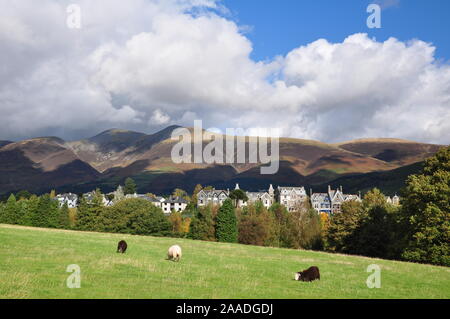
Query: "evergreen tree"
76 190 104 231
58 203 71 229
21 195 39 226
123 178 137 195
400 146 450 266
347 204 397 258
32 194 59 228
0 202 4 223
215 199 238 243
16 190 32 200
229 189 248 208
0 194 17 224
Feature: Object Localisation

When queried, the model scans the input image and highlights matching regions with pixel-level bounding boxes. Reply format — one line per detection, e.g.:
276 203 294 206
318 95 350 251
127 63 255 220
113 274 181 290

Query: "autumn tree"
188 206 215 241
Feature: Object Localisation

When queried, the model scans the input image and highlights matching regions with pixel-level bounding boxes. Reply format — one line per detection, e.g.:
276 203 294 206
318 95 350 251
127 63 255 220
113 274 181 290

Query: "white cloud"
150 109 171 125
0 0 448 145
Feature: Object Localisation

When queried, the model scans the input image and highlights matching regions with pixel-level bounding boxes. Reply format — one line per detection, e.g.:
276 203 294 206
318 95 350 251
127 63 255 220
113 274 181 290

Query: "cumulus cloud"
150 109 171 125
0 0 449 144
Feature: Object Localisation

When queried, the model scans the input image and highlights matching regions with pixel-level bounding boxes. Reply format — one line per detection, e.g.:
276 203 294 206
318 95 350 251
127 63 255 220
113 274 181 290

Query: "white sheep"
167 245 182 262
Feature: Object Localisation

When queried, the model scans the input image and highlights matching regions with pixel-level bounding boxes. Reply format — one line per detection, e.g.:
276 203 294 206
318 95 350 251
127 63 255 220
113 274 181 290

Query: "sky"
0 0 449 144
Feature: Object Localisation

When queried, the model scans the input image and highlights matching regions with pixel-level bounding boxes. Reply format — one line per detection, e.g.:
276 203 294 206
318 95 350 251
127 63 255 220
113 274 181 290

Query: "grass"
0 224 449 299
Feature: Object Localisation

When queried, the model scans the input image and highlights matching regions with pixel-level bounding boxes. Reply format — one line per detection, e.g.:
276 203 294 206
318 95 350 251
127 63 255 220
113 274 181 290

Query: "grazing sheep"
167 245 182 262
295 266 320 282
117 240 127 253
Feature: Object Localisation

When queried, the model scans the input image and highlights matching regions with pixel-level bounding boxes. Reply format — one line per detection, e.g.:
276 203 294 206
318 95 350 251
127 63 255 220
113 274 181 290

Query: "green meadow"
0 224 449 299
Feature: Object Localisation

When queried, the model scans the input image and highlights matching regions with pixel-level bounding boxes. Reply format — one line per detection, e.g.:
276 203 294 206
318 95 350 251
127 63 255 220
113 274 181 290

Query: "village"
54 183 400 216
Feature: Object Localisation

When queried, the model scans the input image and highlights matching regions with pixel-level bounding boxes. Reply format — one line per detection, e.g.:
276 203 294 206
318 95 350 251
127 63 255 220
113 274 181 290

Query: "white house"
55 193 78 208
276 186 308 212
235 183 275 209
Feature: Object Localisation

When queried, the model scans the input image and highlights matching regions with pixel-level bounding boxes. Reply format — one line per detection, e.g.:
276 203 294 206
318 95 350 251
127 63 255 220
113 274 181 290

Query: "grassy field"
0 224 449 299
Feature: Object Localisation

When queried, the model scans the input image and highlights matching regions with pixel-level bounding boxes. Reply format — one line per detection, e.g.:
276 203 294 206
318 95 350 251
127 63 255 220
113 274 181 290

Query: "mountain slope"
0 140 12 148
0 127 445 195
315 161 425 196
0 137 100 194
335 138 442 166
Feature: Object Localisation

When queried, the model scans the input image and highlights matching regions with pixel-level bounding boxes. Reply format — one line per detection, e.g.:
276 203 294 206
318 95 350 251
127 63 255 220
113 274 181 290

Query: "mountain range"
0 126 445 196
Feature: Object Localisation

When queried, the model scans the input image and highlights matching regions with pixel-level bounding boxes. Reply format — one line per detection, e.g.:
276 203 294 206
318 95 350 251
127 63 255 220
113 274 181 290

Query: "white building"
235 183 275 209
276 186 308 212
54 193 78 208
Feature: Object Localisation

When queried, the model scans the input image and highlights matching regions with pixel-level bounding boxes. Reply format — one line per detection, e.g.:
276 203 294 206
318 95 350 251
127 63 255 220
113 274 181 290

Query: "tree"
58 203 71 229
21 195 39 226
288 209 323 250
347 204 397 258
31 194 59 228
99 198 171 236
400 146 450 266
191 184 203 205
16 190 32 200
238 211 273 246
169 211 183 234
229 189 248 208
188 206 215 241
215 199 238 243
76 189 104 231
326 200 364 252
172 188 189 201
0 194 18 224
123 178 137 195
269 203 291 248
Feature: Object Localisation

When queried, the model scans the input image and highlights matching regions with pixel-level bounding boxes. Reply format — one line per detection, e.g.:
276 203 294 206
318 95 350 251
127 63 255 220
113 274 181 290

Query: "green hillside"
0 224 448 299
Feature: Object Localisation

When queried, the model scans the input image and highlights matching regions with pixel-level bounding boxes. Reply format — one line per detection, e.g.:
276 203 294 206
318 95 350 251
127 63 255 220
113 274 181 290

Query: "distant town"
55 182 400 215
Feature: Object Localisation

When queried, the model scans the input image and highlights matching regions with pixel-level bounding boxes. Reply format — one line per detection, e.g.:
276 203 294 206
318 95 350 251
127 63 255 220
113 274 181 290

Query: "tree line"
0 146 448 266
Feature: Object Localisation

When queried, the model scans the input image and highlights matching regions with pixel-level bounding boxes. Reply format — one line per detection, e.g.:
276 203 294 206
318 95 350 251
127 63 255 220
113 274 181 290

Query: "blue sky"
222 0 450 62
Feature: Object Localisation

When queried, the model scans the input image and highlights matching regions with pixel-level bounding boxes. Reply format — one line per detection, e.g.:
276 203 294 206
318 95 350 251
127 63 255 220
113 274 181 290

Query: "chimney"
328 185 331 193
310 188 312 196
340 185 343 193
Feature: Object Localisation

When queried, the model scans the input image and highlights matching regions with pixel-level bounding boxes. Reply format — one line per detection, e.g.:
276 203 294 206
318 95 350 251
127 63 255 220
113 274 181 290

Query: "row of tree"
0 193 71 229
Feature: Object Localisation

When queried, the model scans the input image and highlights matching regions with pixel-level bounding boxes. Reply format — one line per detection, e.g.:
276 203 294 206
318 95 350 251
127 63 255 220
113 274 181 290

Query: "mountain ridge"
0 126 446 195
